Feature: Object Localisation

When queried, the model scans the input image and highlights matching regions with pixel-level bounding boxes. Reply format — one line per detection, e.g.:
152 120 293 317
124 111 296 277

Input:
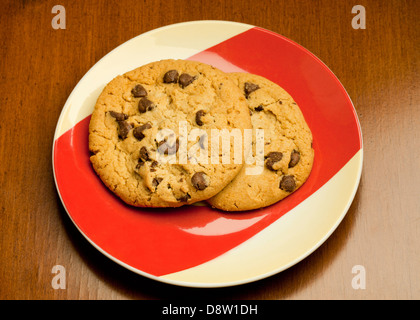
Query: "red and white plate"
53 21 363 287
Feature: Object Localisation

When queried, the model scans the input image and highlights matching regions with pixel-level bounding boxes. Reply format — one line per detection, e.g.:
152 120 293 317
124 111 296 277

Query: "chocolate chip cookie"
207 73 314 211
89 59 252 207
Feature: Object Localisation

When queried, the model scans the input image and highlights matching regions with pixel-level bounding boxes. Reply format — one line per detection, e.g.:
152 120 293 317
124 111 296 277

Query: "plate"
53 20 363 288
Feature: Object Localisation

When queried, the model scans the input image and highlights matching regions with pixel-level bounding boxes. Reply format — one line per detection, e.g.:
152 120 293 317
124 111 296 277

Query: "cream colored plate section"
54 21 253 138
161 150 363 287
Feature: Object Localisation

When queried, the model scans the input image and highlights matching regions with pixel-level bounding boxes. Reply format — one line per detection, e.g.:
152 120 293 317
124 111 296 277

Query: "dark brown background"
1 0 419 300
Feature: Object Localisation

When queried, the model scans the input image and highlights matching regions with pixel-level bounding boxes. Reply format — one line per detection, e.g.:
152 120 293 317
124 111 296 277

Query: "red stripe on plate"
54 27 361 277
54 116 284 276
188 27 362 189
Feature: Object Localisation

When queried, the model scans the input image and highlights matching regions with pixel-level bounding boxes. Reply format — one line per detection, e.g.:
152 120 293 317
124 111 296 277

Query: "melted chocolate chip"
163 70 179 83
131 84 147 97
150 160 158 172
191 172 209 190
152 177 163 187
289 150 300 168
133 123 152 141
117 121 132 139
179 73 195 88
265 152 283 161
157 138 179 155
177 193 191 202
135 160 144 169
133 129 145 141
244 82 260 98
138 97 154 113
139 146 150 161
109 111 128 121
157 140 165 149
195 110 206 126
265 152 283 171
279 175 296 192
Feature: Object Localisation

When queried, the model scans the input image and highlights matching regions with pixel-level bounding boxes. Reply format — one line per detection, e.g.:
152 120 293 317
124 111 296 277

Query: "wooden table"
1 0 419 300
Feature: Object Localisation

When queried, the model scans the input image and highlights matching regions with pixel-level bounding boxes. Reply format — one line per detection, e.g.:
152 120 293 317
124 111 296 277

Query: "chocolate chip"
265 152 283 161
265 152 283 171
177 193 191 202
191 172 209 190
173 139 180 153
254 105 264 111
135 160 144 169
199 135 206 149
109 111 128 121
117 121 132 139
150 160 158 172
157 138 179 155
289 150 300 168
163 70 179 83
280 175 296 192
138 97 154 113
133 129 145 141
141 123 152 130
179 73 195 88
152 177 163 187
244 82 260 98
265 159 277 171
157 140 165 149
195 110 206 126
139 146 150 161
133 123 152 141
131 84 147 97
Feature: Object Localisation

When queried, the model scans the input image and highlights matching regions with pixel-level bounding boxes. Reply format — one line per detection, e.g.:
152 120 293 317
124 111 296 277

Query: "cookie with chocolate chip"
207 72 314 211
89 59 251 207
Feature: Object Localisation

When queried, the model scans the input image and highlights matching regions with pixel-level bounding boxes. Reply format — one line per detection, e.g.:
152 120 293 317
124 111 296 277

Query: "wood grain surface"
0 0 419 300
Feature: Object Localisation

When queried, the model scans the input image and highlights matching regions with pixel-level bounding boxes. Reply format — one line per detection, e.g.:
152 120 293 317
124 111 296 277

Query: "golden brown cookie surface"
207 72 314 211
89 60 251 207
